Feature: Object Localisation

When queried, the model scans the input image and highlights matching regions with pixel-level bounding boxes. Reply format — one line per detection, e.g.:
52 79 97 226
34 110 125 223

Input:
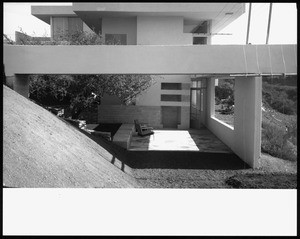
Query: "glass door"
190 79 207 129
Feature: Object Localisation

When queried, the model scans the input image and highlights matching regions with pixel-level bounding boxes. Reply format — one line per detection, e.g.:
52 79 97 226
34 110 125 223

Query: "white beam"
4 45 297 75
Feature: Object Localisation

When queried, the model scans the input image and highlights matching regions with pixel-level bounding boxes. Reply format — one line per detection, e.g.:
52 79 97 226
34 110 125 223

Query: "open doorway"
190 78 207 129
161 106 180 128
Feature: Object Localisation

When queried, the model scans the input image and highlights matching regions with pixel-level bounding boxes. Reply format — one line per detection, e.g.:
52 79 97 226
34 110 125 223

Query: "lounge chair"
134 119 154 136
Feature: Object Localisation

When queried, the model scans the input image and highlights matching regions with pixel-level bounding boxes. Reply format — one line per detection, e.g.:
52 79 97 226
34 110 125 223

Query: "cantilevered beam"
4 44 297 75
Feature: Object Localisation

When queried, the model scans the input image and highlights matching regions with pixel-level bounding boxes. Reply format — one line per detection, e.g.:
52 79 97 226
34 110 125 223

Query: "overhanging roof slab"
4 45 297 76
31 3 245 33
73 3 245 33
31 6 76 24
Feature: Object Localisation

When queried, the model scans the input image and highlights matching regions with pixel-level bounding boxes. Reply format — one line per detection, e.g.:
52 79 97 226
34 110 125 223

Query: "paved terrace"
125 129 247 170
70 123 247 169
129 129 232 153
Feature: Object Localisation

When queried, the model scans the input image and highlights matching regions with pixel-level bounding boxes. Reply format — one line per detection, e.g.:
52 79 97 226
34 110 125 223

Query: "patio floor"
129 128 232 153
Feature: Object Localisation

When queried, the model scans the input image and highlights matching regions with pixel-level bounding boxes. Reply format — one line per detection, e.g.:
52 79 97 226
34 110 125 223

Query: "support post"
266 3 273 44
246 3 252 44
234 76 262 168
206 77 215 119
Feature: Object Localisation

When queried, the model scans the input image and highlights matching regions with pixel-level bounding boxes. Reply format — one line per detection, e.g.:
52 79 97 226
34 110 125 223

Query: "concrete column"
206 77 215 120
12 74 30 98
234 76 262 168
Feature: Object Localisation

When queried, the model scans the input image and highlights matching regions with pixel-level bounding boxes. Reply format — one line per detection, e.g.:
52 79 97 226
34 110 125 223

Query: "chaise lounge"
134 119 154 137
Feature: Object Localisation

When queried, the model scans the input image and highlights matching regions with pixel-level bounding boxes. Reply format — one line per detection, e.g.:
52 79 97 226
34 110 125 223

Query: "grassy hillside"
215 77 297 162
3 85 140 188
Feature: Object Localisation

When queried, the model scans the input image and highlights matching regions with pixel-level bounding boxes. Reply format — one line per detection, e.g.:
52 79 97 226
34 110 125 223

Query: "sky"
3 2 297 44
211 2 297 44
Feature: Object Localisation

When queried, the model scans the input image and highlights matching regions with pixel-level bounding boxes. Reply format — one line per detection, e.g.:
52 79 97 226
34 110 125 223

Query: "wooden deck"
129 129 232 153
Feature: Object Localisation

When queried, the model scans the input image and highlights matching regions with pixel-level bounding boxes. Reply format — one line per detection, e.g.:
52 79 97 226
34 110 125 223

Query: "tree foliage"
3 34 14 45
13 28 104 45
29 74 157 119
215 79 234 102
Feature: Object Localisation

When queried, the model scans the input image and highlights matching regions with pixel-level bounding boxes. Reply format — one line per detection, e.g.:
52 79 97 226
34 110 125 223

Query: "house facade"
30 3 244 130
4 3 297 168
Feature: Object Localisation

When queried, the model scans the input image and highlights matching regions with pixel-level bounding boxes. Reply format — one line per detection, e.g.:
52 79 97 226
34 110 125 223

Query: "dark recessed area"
94 123 122 137
161 83 182 90
161 94 181 102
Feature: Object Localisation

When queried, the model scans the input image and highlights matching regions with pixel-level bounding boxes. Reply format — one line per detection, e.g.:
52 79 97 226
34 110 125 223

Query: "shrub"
12 29 103 46
29 74 157 119
261 121 297 161
215 79 235 112
287 117 297 145
262 81 297 115
215 84 234 101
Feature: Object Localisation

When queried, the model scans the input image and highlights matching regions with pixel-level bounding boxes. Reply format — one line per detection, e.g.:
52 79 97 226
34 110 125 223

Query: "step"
113 124 134 149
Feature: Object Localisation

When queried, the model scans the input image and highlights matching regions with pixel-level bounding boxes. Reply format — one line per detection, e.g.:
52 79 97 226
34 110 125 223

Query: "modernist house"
4 3 297 168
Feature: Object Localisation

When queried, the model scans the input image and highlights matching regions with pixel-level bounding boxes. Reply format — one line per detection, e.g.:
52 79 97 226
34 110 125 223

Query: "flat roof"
73 3 245 33
32 3 245 32
31 6 76 24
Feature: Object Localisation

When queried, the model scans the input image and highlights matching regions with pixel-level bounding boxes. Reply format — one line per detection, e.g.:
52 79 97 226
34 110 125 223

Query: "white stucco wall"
102 17 137 45
135 75 191 129
136 75 191 106
205 77 262 168
137 16 192 45
233 76 262 168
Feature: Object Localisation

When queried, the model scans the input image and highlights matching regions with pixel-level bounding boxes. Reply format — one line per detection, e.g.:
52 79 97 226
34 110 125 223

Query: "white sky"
3 2 297 44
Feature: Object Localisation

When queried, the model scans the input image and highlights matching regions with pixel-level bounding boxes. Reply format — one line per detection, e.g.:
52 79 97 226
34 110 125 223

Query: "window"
161 94 181 102
214 78 235 127
105 34 127 45
195 21 208 34
193 37 207 45
161 83 182 90
193 20 209 45
191 80 206 88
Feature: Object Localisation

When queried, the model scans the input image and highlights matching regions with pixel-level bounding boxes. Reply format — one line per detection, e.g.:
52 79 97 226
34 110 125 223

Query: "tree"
29 74 157 119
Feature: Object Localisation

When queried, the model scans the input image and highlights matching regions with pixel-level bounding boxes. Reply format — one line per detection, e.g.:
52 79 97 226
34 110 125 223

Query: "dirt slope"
3 85 140 188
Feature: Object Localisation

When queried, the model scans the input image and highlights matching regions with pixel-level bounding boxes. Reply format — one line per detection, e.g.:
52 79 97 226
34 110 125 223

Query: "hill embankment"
3 85 140 188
